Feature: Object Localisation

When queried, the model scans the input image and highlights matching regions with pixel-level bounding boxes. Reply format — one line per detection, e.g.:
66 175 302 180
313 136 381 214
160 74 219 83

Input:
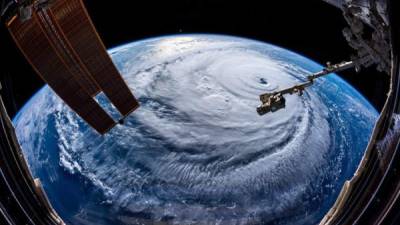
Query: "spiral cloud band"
14 35 377 225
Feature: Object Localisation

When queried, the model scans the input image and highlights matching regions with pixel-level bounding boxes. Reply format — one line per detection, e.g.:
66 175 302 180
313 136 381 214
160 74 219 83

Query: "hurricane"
14 35 378 225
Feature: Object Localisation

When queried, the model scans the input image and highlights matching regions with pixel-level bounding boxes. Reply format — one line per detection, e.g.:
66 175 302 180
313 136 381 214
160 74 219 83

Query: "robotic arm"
257 59 365 115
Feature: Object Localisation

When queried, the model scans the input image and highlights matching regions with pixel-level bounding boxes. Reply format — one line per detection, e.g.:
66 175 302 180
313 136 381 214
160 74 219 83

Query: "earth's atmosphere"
13 35 378 225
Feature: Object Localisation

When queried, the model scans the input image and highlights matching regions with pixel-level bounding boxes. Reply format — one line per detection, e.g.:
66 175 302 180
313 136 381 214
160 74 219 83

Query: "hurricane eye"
259 78 268 85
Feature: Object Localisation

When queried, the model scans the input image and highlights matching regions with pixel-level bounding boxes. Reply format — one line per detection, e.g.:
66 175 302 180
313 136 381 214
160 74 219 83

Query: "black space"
0 0 389 117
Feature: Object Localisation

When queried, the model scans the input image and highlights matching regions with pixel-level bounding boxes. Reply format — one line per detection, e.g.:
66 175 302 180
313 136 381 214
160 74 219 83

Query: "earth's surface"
14 35 378 225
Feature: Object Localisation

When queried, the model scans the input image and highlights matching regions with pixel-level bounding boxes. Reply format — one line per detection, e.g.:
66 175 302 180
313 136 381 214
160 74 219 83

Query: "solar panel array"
7 0 140 134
